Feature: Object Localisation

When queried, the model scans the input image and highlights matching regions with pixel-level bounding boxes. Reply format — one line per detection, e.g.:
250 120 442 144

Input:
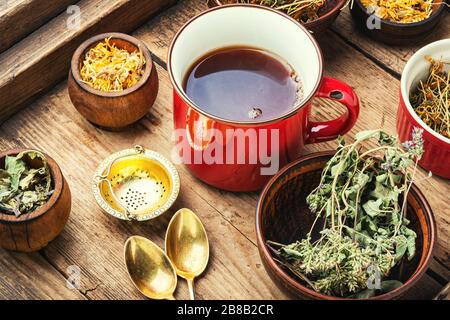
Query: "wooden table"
0 0 449 300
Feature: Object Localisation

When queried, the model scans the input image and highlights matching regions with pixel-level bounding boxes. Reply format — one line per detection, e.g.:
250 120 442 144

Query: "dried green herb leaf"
0 151 53 216
352 288 377 299
380 280 403 293
370 181 400 205
5 155 26 191
379 132 397 146
395 238 408 262
406 236 416 260
17 151 51 192
362 199 383 218
355 129 380 142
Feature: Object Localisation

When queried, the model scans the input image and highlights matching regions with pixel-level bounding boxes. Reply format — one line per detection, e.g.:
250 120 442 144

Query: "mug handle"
306 76 360 144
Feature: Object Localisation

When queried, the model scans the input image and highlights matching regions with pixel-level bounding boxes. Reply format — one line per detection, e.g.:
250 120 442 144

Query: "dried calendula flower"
0 151 54 217
360 0 434 23
80 37 146 92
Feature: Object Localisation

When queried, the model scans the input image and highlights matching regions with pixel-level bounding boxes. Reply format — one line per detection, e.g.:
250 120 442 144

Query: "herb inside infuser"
80 37 146 92
268 129 425 298
410 56 449 139
0 151 54 217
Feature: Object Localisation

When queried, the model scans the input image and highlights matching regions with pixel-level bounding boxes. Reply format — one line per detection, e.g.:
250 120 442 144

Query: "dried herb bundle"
80 37 146 92
269 129 425 298
360 0 433 23
221 0 327 23
0 151 54 217
410 56 449 139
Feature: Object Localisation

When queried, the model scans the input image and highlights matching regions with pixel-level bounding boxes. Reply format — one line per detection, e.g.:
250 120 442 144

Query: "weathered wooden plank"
0 0 177 123
402 274 442 300
435 282 450 300
429 259 450 283
0 249 86 300
0 0 77 54
330 9 450 76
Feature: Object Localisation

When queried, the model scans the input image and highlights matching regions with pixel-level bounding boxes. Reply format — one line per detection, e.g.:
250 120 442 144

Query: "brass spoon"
165 208 209 300
124 236 177 300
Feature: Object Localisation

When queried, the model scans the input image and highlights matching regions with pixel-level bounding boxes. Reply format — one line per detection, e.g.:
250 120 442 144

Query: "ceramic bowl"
350 0 445 45
397 39 450 179
256 152 437 300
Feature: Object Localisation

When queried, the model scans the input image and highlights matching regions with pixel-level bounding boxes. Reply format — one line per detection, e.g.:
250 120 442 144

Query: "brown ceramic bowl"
207 0 346 35
0 149 71 252
256 152 437 300
68 33 159 131
350 0 445 45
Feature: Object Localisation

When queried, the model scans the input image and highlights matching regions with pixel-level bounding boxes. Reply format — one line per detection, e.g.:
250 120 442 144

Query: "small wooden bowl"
207 0 347 35
256 152 436 300
350 0 445 45
68 33 159 130
0 149 71 252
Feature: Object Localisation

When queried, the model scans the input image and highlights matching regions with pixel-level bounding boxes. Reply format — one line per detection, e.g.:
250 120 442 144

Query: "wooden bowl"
207 0 346 35
256 152 437 300
0 149 71 252
350 0 445 45
68 33 159 130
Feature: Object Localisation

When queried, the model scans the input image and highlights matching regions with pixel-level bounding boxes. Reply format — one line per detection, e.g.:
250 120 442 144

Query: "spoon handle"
187 279 195 300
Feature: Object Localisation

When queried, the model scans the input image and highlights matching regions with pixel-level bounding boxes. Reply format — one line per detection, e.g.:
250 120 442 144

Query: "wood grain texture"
0 249 86 299
0 0 76 54
435 282 450 300
0 0 447 299
0 0 176 123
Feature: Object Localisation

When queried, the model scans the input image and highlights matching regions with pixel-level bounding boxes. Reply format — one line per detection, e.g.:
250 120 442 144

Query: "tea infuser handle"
94 175 135 221
305 77 360 144
134 145 145 154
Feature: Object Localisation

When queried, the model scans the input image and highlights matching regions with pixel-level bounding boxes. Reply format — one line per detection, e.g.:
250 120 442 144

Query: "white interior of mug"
401 39 450 144
168 4 323 123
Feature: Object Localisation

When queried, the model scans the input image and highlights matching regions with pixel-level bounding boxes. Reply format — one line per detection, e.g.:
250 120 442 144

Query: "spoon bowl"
124 236 177 300
165 208 209 300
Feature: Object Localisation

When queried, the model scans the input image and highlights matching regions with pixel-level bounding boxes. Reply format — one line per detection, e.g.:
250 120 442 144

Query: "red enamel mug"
397 39 450 179
168 4 360 192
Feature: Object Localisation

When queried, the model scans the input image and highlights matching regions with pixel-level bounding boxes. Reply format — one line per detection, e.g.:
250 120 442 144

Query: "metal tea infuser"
93 145 180 221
